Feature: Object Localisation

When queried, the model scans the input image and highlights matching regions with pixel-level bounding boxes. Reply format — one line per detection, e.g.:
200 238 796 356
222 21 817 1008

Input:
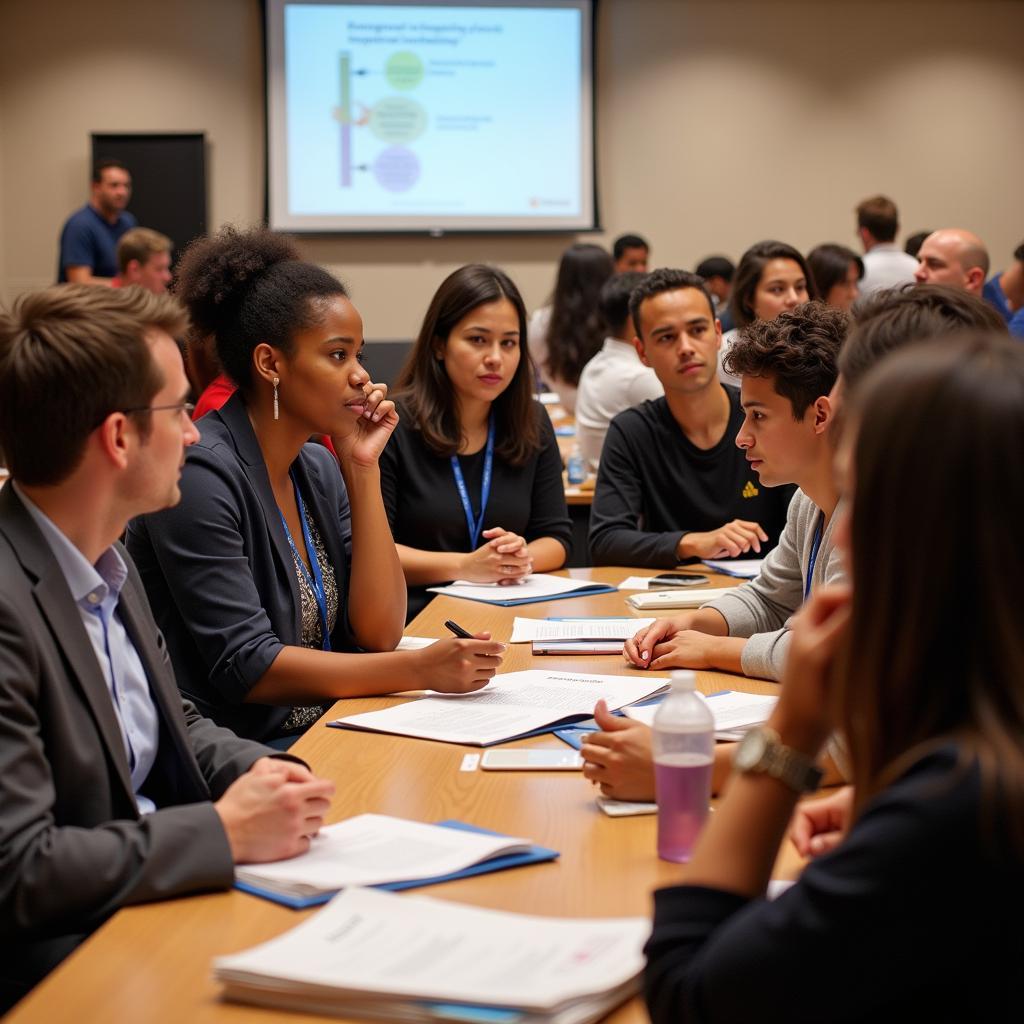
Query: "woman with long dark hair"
644 332 1024 1019
381 264 572 619
529 242 615 412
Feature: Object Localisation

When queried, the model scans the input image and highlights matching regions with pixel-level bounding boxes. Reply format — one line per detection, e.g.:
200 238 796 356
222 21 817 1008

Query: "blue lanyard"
450 415 495 550
279 473 332 652
804 513 825 602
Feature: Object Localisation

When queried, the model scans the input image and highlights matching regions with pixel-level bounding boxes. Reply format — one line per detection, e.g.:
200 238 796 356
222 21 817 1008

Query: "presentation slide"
266 1 595 232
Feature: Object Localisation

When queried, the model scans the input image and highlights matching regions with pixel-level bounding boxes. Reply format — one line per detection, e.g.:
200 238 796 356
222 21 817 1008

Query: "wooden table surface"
6 567 804 1024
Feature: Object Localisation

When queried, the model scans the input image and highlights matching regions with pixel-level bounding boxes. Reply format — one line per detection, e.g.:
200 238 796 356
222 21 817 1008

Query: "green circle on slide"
386 51 424 90
369 97 428 143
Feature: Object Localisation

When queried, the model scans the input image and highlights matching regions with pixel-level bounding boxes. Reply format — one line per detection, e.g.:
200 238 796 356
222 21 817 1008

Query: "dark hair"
904 231 931 259
613 234 649 261
600 271 646 338
839 333 1024 851
0 285 186 485
542 243 615 387
724 302 846 418
695 256 735 282
93 158 129 184
1015 241 1024 263
729 240 816 329
629 269 715 338
173 225 347 391
855 195 899 242
395 264 540 466
807 244 864 301
840 285 1007 392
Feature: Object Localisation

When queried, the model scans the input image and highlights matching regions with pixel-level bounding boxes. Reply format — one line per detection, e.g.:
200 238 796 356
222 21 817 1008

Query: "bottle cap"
669 670 697 692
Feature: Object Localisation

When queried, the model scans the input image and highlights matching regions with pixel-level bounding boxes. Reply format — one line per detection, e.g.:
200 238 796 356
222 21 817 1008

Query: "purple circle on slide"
373 146 420 192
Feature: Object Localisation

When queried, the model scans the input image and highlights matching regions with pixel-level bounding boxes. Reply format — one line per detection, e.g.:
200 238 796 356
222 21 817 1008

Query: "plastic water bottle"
652 670 714 862
566 444 586 485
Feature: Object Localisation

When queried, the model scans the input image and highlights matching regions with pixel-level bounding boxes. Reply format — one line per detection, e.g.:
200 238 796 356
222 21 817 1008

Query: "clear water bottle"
652 670 715 862
566 444 586 485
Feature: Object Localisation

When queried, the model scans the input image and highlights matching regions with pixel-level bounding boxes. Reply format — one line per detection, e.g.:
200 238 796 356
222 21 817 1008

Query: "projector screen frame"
263 0 600 236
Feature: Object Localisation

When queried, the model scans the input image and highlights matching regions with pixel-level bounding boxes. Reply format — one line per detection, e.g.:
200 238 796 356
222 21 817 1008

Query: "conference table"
6 567 808 1024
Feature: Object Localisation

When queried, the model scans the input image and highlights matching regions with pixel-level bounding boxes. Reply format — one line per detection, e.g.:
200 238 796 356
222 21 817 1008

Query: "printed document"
510 617 653 643
428 574 609 603
625 690 777 740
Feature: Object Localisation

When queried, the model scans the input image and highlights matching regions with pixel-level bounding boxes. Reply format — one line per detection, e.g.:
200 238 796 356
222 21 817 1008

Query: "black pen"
444 619 474 639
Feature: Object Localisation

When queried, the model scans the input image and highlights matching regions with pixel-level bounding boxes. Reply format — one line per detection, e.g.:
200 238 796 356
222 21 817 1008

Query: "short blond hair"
117 227 173 274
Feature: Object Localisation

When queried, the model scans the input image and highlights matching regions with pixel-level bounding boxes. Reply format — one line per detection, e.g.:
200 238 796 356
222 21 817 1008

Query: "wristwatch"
734 726 822 793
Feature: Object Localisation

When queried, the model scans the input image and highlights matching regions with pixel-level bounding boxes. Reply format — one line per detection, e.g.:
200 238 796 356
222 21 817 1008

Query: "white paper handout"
428 573 611 604
618 576 659 590
703 559 764 579
235 815 532 900
333 670 670 746
624 690 777 741
214 887 648 1022
396 636 438 651
510 617 654 643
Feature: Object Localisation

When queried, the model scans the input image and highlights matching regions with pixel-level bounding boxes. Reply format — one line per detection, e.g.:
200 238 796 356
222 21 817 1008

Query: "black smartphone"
650 573 710 588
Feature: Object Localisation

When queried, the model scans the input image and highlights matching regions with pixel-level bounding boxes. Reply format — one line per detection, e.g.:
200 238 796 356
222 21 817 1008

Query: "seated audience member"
528 243 614 412
807 243 863 311
56 159 136 285
644 333 1024 1021
855 194 918 294
380 265 572 620
0 285 334 1008
695 256 736 332
575 271 662 469
719 240 814 386
582 304 846 800
588 269 793 569
127 228 503 745
612 232 650 274
904 229 930 259
114 227 173 294
914 228 988 293
982 240 1024 326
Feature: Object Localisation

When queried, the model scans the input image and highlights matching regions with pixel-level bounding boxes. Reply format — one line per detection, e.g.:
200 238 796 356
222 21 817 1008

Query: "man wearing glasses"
0 285 334 1010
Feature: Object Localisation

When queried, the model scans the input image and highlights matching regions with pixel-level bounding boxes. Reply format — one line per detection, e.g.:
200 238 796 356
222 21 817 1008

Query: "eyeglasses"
123 402 196 418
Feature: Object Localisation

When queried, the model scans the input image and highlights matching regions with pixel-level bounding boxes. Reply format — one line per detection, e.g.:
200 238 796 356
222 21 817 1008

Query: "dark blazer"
126 391 357 741
0 484 274 1006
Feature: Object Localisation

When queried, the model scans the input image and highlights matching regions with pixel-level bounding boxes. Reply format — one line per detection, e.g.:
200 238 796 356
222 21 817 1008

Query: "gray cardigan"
705 488 846 680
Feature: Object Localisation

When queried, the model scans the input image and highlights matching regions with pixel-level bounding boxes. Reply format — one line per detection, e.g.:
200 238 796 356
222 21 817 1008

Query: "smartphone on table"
649 573 710 587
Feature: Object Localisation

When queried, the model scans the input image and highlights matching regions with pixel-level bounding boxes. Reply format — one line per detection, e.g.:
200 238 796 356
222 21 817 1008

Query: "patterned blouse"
280 501 340 735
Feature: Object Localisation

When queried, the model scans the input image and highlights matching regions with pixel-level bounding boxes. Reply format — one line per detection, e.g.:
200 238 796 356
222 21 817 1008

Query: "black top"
588 389 794 568
125 392 358 742
379 401 573 619
644 745 1024 1023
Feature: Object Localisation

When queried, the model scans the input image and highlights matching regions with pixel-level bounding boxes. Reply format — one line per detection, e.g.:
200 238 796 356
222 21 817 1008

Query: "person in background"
807 243 863 312
0 284 334 1008
114 227 173 294
644 333 1024 1021
720 240 814 386
904 230 931 259
588 269 793 570
982 241 1024 325
855 194 918 295
612 233 650 274
913 228 988 294
56 159 136 285
575 271 662 470
127 228 503 745
381 264 572 620
695 256 736 332
528 243 614 412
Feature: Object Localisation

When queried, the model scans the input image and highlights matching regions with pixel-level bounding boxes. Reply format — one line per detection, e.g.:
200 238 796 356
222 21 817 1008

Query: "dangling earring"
273 376 280 421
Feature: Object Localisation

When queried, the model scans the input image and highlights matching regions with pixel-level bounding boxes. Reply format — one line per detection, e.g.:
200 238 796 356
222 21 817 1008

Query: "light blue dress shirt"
14 484 160 814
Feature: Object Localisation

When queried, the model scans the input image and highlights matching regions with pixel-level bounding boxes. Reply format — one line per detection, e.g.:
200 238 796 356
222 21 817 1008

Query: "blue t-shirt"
1009 306 1024 339
983 274 1011 323
57 204 137 282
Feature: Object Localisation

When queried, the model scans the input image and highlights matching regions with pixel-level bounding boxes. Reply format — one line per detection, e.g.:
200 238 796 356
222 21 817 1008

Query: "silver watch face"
735 728 769 771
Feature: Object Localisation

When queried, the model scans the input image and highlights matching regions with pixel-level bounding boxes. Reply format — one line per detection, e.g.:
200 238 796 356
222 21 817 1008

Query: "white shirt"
860 243 918 295
575 336 663 469
528 305 579 414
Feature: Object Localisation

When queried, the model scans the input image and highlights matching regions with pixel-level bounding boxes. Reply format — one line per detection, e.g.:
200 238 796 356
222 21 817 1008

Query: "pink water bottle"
652 670 714 862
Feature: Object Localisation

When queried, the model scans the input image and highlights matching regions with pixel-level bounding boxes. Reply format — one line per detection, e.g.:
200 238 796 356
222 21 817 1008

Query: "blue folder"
235 819 559 909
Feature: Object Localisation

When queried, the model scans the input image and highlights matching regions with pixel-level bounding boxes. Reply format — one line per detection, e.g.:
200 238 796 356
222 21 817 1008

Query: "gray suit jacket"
0 484 277 1005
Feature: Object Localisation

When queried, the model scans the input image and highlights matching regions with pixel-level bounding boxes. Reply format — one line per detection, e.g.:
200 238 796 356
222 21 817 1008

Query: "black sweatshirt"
588 388 793 568
380 402 573 619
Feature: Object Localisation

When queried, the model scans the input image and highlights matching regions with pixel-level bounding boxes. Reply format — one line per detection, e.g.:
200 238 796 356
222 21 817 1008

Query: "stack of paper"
214 887 647 1024
509 616 654 655
624 690 778 741
702 559 764 579
625 587 735 610
235 815 552 907
427 574 616 607
332 670 670 746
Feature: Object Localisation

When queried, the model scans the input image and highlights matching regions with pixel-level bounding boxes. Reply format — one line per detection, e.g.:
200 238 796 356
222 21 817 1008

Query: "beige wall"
1 0 1022 338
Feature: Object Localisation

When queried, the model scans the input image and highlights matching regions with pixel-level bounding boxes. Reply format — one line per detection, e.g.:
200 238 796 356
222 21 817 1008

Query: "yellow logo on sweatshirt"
742 481 759 498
